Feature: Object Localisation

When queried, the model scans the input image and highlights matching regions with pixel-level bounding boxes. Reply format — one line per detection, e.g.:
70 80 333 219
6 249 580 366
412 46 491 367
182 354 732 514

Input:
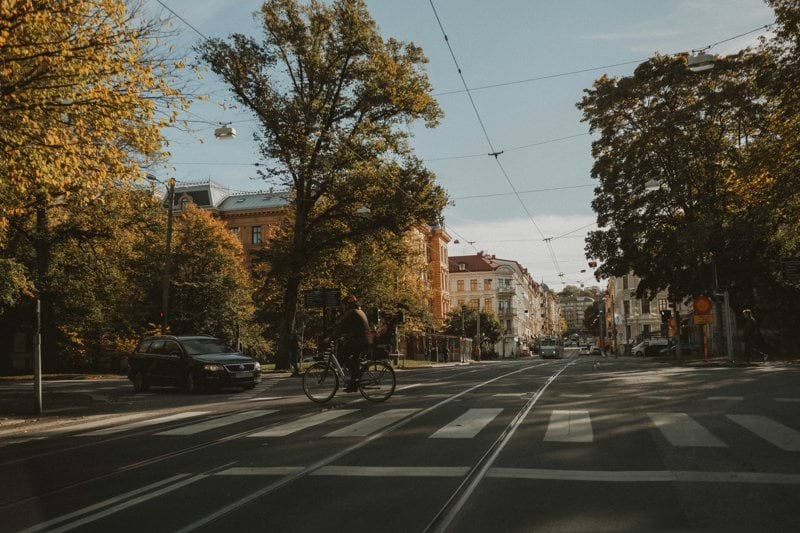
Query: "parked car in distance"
539 336 564 359
128 335 261 393
657 340 700 357
588 344 602 355
632 338 670 357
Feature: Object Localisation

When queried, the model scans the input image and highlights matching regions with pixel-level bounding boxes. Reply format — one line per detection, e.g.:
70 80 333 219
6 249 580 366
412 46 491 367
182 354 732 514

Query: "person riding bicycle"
323 294 371 392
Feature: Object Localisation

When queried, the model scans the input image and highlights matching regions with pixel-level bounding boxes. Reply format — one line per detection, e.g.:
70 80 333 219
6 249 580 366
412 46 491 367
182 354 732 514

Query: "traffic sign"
782 258 800 283
693 296 713 315
303 288 342 309
694 314 714 325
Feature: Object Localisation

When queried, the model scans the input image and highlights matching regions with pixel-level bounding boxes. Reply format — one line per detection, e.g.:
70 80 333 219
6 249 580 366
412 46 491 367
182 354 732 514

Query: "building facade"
448 252 551 356
171 180 452 322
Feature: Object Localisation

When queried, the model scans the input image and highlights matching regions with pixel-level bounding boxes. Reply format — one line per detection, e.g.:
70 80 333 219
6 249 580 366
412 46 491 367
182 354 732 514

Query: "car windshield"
541 339 556 346
180 338 236 355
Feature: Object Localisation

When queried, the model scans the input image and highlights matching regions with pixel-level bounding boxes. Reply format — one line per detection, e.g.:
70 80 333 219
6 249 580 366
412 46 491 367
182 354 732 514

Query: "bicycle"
302 342 396 403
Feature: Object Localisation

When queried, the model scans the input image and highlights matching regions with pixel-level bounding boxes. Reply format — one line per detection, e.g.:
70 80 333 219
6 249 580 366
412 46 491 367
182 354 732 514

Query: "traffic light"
660 309 672 323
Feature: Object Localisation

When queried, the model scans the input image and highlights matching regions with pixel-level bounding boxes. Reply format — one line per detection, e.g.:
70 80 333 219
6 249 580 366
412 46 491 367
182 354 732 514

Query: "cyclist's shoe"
344 381 360 393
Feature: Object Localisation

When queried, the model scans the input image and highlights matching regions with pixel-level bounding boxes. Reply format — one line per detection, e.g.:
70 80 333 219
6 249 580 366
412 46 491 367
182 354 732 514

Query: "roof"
217 192 291 212
448 254 497 273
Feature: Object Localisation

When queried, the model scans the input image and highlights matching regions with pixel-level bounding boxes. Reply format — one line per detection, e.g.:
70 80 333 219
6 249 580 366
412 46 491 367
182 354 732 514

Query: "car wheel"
132 371 149 393
184 372 202 394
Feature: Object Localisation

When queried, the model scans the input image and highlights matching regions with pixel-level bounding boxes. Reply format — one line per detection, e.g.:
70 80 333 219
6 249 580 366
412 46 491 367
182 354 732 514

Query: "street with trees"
199 0 447 369
578 0 800 345
442 305 502 354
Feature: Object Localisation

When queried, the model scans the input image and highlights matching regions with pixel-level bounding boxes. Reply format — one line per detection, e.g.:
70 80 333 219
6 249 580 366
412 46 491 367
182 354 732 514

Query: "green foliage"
442 305 502 347
170 204 261 349
583 302 600 336
199 0 447 368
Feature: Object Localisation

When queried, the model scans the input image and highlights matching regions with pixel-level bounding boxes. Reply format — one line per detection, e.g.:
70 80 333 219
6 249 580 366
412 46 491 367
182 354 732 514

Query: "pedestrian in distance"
443 345 449 363
289 333 300 376
742 309 767 363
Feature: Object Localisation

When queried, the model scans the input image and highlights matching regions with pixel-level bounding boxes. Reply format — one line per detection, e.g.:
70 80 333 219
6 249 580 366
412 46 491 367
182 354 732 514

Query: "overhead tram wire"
451 184 594 200
432 22 775 97
428 0 565 281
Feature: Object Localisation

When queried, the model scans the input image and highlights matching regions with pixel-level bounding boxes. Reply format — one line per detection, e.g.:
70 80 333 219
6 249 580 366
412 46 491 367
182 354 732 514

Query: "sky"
148 0 776 290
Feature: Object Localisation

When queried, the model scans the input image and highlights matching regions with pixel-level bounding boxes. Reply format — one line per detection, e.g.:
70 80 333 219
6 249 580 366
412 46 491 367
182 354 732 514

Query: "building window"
469 299 479 308
641 299 651 314
643 324 651 337
484 279 492 290
622 275 629 290
252 226 262 244
470 279 478 291
458 299 465 307
458 263 466 271
623 300 630 316
506 320 512 332
229 227 240 237
457 280 464 292
179 197 189 210
626 325 632 340
484 298 493 310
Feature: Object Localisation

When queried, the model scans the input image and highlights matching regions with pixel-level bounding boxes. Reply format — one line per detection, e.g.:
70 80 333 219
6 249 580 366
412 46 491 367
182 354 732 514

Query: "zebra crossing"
62 406 800 452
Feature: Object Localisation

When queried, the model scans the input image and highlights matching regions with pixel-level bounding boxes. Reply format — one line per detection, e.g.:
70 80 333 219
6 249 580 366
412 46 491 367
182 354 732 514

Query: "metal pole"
475 302 481 361
723 291 734 362
34 298 42 415
674 302 683 362
161 178 175 335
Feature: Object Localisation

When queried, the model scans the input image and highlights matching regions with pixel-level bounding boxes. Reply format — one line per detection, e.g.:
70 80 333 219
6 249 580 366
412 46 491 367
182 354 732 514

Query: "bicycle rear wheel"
303 362 339 403
359 361 396 403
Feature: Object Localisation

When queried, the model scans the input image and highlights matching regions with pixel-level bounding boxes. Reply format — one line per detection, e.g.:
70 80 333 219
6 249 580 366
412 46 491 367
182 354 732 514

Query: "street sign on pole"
781 258 800 284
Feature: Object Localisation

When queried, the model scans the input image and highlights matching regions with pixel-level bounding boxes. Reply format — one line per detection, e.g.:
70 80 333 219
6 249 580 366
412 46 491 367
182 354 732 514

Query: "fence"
398 331 473 363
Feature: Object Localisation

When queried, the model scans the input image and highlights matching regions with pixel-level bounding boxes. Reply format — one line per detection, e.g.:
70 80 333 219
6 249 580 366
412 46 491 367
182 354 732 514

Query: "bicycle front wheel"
359 361 396 403
303 362 339 403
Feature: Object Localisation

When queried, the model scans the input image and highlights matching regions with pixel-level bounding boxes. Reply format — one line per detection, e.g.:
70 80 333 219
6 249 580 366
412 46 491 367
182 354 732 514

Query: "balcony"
496 285 515 295
497 307 516 316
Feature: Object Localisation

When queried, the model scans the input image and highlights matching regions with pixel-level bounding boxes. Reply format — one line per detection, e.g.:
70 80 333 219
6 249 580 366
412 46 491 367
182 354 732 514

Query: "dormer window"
179 197 189 210
458 263 466 271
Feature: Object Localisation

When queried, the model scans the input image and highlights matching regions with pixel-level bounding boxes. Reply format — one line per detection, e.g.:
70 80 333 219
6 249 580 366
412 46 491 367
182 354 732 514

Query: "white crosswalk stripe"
156 410 277 436
544 410 594 443
727 415 800 451
430 408 503 439
648 412 726 447
325 409 419 437
79 412 211 436
248 409 358 438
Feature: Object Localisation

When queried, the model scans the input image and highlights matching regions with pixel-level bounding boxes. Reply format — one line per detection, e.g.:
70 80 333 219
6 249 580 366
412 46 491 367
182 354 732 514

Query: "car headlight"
254 362 261 372
203 364 223 372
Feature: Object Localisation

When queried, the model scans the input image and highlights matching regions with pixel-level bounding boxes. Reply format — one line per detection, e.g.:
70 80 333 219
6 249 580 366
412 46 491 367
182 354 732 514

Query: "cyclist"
323 294 371 392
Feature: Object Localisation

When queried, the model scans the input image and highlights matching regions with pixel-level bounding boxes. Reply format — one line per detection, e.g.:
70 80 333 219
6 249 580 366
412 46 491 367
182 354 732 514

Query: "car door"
160 340 185 385
143 340 165 383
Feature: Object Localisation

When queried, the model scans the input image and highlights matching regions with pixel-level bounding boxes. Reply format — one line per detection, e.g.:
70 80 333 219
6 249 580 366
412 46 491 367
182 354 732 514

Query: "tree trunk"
275 204 308 370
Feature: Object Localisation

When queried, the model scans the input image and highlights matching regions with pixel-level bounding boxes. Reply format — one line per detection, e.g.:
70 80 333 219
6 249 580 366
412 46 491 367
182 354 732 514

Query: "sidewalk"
654 354 800 368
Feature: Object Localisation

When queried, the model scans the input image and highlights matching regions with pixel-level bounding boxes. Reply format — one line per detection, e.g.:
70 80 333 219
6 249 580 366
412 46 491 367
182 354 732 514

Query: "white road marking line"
560 393 593 398
544 410 594 443
313 466 469 477
707 396 744 401
242 397 282 402
79 412 211 436
324 409 419 437
0 436 46 448
217 467 303 476
727 415 800 451
156 410 278 436
648 412 726 447
248 409 358 437
485 468 800 484
639 396 673 400
18 474 190 533
775 398 800 403
493 393 527 397
430 408 503 439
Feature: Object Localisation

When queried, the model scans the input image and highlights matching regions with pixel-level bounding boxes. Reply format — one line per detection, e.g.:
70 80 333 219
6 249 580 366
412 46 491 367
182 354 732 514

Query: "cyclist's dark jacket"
331 308 371 354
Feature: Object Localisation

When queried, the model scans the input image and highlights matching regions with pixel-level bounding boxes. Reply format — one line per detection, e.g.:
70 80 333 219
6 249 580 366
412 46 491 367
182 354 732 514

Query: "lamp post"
147 175 176 335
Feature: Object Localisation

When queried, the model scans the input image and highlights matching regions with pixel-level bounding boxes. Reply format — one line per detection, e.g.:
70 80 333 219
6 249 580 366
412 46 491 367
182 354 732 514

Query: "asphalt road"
2 350 800 532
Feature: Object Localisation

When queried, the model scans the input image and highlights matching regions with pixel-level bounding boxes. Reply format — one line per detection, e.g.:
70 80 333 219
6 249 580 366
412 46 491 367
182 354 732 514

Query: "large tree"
0 0 186 367
199 0 446 369
577 51 776 303
442 305 502 350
